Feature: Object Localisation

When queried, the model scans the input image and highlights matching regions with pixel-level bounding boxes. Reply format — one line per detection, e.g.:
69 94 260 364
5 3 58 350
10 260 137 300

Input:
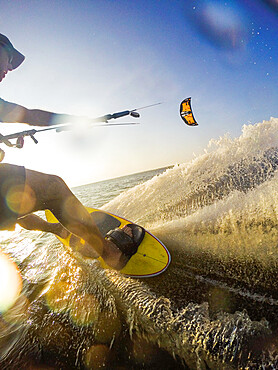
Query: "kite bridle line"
0 103 162 148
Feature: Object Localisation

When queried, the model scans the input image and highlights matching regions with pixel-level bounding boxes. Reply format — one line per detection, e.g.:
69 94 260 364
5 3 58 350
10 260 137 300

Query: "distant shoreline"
73 165 174 189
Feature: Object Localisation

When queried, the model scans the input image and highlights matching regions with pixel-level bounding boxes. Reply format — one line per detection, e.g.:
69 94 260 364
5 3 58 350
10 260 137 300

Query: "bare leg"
17 169 128 269
18 214 99 258
17 214 69 239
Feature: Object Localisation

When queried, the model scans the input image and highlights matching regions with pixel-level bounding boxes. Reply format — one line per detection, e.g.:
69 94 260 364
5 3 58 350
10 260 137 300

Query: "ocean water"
1 118 278 368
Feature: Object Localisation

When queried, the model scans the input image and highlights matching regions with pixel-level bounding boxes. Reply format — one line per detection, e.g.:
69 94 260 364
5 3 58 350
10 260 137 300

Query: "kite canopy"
180 97 198 126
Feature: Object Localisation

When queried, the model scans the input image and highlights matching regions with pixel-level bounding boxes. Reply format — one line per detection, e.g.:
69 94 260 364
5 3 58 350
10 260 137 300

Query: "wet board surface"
45 208 171 278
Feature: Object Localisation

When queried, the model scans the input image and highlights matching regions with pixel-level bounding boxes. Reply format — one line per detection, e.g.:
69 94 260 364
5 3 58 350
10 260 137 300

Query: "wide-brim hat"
0 33 25 70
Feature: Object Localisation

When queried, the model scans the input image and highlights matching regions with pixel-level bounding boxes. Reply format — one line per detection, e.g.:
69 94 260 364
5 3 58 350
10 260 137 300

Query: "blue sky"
0 0 278 186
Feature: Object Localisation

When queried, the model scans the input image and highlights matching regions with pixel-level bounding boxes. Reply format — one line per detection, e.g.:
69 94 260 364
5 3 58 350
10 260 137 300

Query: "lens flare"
6 184 36 215
184 0 250 50
0 250 22 313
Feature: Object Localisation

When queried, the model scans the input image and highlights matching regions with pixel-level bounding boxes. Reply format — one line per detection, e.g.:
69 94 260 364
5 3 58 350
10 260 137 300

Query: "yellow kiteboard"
45 208 171 278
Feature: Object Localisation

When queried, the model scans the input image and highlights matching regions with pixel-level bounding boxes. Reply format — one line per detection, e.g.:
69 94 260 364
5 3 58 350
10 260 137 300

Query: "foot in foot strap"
105 224 145 258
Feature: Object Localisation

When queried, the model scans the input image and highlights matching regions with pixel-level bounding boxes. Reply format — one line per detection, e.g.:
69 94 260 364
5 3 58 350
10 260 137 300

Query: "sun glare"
0 250 22 313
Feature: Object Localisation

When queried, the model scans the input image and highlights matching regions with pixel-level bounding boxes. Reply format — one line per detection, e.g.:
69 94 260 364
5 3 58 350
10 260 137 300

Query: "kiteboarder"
0 33 143 270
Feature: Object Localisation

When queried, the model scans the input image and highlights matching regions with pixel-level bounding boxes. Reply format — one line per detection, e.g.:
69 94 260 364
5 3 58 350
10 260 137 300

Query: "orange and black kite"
180 97 198 126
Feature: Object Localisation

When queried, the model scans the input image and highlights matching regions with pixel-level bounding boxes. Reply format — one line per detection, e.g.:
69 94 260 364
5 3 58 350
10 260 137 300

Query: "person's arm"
0 98 77 126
